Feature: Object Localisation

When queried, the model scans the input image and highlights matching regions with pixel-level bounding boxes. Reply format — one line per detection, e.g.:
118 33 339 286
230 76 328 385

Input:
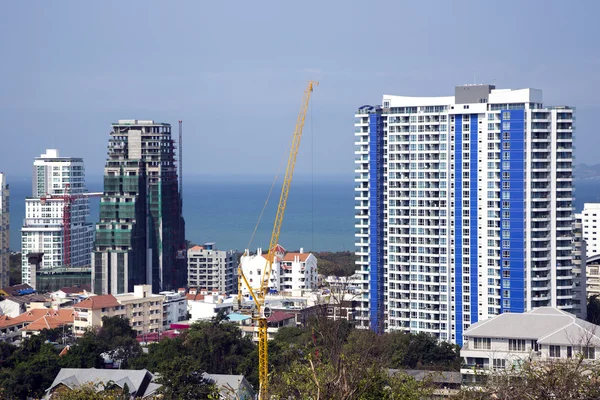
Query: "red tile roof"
186 293 205 301
189 245 205 251
0 308 74 329
59 285 91 294
22 314 73 331
75 295 120 310
282 252 311 262
267 311 295 323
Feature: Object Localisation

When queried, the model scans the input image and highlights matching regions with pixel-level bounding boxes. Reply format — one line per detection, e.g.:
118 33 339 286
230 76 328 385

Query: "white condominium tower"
21 149 95 284
355 85 576 344
0 173 9 287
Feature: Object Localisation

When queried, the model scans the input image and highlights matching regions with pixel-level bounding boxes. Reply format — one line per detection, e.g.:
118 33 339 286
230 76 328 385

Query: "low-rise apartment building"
160 290 188 329
74 285 164 336
188 243 237 294
461 307 600 386
240 246 317 294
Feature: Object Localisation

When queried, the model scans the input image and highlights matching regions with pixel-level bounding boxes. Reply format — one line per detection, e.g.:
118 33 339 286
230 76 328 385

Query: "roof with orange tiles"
74 295 120 310
189 245 205 251
0 308 74 328
23 313 74 331
186 293 205 301
282 252 311 262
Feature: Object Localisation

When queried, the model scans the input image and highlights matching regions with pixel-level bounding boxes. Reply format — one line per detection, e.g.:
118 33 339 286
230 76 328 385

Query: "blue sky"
1 0 599 182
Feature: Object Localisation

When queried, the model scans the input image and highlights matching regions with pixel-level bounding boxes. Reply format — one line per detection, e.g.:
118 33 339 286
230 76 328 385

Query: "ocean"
8 177 600 253
7 175 356 252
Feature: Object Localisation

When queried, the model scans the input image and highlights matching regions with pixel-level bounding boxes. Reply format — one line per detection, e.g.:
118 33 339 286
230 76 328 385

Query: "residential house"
0 294 51 317
73 294 124 336
461 307 600 386
240 311 295 342
203 373 255 400
0 308 74 343
45 368 160 399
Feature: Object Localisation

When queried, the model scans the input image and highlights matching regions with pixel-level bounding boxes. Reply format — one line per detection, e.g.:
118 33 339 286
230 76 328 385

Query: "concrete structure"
587 255 600 297
572 213 587 318
355 85 576 343
74 285 164 336
160 290 187 329
460 307 600 386
579 203 600 257
0 174 9 287
187 243 236 294
240 246 318 294
28 252 91 292
188 293 234 321
92 120 186 295
21 149 94 285
46 368 160 399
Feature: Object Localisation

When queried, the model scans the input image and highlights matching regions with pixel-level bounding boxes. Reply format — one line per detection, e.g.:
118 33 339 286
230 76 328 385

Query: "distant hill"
575 164 600 180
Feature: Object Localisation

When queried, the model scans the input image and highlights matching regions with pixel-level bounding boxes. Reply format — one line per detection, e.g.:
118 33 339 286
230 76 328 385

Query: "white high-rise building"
0 173 9 287
21 149 95 284
355 85 576 344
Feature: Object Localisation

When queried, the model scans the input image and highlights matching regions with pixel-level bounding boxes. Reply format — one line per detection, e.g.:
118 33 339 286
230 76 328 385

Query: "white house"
240 245 317 295
188 294 234 321
461 307 600 386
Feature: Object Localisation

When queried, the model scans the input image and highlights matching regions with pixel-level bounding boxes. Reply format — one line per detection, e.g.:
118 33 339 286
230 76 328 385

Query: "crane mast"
238 81 317 399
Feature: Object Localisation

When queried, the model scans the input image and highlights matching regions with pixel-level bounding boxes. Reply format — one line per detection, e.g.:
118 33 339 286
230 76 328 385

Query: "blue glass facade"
499 109 526 313
368 113 385 333
469 114 479 321
454 115 463 343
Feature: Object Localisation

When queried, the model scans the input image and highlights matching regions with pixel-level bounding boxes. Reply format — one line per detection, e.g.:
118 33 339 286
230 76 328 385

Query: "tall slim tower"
92 120 186 295
0 173 9 287
21 149 95 284
355 85 576 344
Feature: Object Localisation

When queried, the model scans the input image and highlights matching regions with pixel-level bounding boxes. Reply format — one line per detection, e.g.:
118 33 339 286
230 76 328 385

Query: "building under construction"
92 120 186 295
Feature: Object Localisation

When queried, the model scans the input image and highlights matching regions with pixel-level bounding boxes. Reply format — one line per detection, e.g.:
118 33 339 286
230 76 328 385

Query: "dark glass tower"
92 120 186 294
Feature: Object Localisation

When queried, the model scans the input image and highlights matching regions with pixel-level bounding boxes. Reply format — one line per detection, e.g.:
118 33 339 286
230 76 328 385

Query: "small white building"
461 307 600 385
188 293 234 321
240 245 317 295
160 291 188 329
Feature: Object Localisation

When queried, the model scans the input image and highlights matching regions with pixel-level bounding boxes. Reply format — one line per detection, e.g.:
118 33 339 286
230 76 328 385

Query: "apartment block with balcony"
21 149 94 286
460 307 600 386
355 85 577 344
187 243 236 294
240 245 317 295
74 285 164 336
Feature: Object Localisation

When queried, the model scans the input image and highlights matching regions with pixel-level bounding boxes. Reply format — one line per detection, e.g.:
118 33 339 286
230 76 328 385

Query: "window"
549 345 561 358
473 337 491 350
582 347 596 359
493 358 506 370
509 339 526 352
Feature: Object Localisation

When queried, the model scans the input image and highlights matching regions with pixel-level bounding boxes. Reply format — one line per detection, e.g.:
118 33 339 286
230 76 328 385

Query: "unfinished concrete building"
92 120 186 295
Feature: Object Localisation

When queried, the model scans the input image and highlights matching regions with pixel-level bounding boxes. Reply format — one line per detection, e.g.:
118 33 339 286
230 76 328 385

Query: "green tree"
59 330 105 369
156 356 218 400
0 336 61 399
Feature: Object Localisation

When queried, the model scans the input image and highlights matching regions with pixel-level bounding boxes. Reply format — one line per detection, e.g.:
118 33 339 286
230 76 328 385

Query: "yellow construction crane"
238 80 318 399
